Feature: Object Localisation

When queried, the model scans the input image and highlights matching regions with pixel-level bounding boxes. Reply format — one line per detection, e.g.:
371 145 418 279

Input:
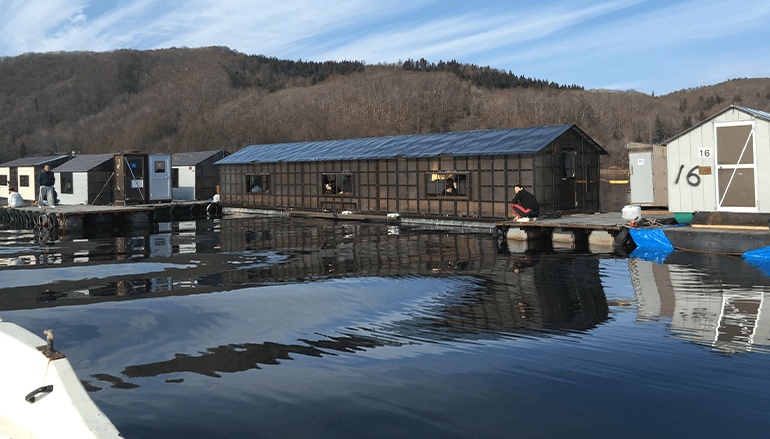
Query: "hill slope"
2 47 769 168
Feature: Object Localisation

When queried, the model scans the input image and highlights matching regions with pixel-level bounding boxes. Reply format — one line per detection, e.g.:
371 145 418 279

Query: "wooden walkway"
0 201 221 233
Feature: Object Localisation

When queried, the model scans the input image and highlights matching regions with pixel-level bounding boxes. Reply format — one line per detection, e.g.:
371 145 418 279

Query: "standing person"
510 184 539 221
37 164 58 207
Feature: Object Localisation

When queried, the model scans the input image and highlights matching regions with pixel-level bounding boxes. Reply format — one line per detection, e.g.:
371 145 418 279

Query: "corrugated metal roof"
52 153 114 172
735 106 770 122
663 105 770 144
216 125 606 165
0 155 69 167
172 150 227 166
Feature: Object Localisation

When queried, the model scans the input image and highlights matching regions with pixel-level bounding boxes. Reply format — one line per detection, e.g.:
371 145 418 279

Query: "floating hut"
0 155 70 202
215 125 607 219
171 150 227 201
665 105 770 222
628 142 667 207
114 152 172 204
52 153 115 205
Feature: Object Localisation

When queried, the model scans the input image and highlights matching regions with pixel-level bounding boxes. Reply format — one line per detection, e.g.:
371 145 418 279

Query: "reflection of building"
220 216 609 335
115 218 609 380
629 254 770 354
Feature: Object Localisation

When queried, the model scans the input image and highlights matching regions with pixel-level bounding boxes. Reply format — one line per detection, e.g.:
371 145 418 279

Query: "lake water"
2 215 770 438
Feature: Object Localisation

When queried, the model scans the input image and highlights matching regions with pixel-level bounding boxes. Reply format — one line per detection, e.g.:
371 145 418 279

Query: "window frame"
425 172 469 198
0 175 7 186
321 173 354 196
246 174 270 193
19 175 30 187
60 172 74 194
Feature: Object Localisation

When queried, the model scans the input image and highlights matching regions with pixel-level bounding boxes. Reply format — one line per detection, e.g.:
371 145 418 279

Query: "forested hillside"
2 46 770 168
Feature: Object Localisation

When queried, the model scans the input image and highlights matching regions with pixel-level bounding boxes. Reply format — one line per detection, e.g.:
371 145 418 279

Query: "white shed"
665 105 770 220
171 150 227 201
0 156 70 202
52 153 115 205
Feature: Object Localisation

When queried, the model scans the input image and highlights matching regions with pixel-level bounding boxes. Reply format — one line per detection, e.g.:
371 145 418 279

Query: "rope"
92 172 115 205
671 245 743 256
124 157 145 201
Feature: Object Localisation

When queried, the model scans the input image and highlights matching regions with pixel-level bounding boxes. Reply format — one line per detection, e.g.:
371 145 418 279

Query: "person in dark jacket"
37 164 58 207
510 184 539 221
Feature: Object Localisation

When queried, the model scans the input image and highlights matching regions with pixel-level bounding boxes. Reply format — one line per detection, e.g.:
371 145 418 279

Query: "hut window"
60 172 74 194
322 174 353 195
19 175 29 187
0 175 6 186
426 173 468 197
171 168 179 188
562 151 576 179
247 174 269 193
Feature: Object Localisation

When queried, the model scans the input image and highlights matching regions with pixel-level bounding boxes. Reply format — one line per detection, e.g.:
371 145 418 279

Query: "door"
715 123 757 212
148 155 172 201
630 152 653 204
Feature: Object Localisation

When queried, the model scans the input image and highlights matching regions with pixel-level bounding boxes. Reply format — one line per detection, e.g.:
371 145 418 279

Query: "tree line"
402 58 583 91
2 47 770 168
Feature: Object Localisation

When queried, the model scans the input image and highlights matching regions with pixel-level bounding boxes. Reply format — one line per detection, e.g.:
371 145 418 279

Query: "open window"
60 172 74 194
246 174 269 193
426 173 468 197
562 150 576 179
322 174 353 196
0 175 7 186
19 175 29 187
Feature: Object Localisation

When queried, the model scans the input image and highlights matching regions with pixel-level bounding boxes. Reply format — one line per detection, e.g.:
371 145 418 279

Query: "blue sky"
1 0 768 95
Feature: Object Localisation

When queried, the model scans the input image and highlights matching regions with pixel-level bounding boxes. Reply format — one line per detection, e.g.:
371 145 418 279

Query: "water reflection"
4 215 770 439
630 253 770 355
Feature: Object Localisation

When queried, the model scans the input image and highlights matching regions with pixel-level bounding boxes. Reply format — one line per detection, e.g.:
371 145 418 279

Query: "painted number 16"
698 148 711 158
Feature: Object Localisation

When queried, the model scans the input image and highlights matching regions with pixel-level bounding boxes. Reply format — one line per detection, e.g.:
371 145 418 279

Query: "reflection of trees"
122 335 389 379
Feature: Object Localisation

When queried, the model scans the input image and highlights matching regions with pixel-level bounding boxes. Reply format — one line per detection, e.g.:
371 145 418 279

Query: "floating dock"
0 201 221 234
493 212 672 248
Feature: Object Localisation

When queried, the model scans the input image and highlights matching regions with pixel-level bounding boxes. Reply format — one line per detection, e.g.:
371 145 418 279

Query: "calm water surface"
1 216 769 438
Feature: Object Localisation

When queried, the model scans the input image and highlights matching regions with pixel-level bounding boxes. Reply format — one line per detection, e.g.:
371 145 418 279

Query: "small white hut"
171 150 227 201
52 153 115 205
0 156 69 202
665 105 770 221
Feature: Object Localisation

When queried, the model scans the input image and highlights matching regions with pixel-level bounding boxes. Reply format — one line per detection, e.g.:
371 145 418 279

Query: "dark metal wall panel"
219 130 603 218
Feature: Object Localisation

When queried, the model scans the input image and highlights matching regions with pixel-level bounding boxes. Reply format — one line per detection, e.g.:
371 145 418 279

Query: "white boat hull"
0 321 122 439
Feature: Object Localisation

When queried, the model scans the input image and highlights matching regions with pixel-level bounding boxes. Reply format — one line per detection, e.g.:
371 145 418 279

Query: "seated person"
442 177 458 196
510 184 539 221
324 180 342 194
7 186 23 208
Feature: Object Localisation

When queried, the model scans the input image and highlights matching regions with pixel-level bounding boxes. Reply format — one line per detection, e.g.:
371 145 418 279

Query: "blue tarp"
630 246 673 264
743 246 770 277
629 228 674 250
743 246 770 261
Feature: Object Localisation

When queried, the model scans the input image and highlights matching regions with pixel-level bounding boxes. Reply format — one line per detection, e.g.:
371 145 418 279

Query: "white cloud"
0 0 767 93
318 0 644 63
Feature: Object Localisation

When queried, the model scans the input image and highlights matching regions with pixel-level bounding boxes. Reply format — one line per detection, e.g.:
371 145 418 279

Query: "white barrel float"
622 204 641 221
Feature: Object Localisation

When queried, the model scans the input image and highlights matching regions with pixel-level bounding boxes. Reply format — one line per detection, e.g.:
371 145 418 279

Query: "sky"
1 0 768 95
